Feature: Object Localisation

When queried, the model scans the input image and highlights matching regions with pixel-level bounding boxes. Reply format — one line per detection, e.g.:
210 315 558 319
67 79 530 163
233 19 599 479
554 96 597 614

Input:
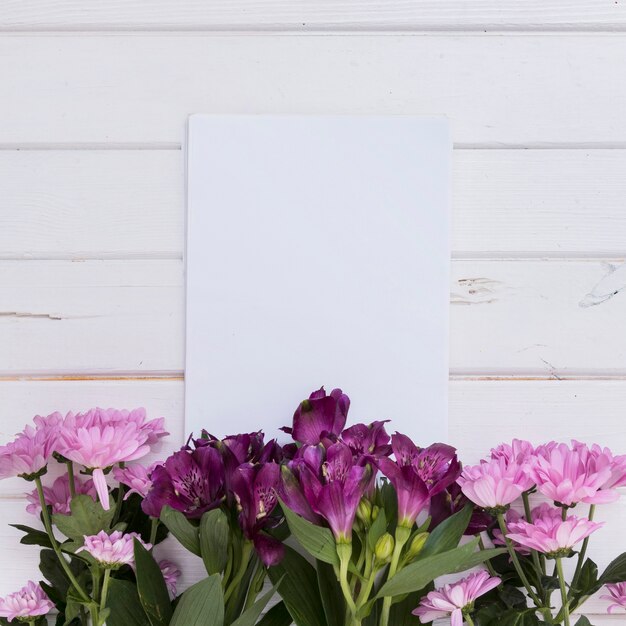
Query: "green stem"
522 491 544 576
556 557 570 626
35 476 91 603
380 526 411 626
244 564 266 611
465 616 476 626
337 542 357 617
111 468 126 527
100 568 111 615
569 504 595 600
92 567 101 604
223 541 234 589
497 514 543 607
149 517 159 547
478 534 498 578
66 461 76 498
224 541 252 603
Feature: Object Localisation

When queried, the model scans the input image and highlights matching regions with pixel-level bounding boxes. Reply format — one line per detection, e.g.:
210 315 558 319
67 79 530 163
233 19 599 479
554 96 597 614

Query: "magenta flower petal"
26 474 96 516
290 387 350 445
602 582 626 614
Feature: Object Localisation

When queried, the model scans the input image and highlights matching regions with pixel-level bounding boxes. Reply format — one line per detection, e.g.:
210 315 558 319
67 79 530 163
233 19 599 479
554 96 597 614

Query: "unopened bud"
406 532 429 560
374 533 395 563
356 499 373 526
371 505 380 521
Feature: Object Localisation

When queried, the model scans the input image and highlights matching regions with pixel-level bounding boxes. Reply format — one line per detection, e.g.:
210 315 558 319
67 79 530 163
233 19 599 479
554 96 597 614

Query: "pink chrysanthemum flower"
113 462 160 500
0 429 57 482
77 530 151 568
491 439 536 466
26 474 96 515
412 571 501 625
0 580 55 621
572 441 626 490
457 457 532 512
531 442 619 506
57 411 162 510
601 582 626 613
159 560 181 598
506 508 603 557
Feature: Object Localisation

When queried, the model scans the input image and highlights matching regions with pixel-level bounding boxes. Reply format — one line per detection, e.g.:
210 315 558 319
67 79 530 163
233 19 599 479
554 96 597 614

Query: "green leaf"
575 617 594 626
230 577 282 626
39 548 87 597
280 500 338 566
10 524 53 548
170 575 224 626
316 560 345 626
199 509 229 575
268 545 327 626
160 505 201 556
419 504 472 558
449 547 507 573
106 579 151 626
257 602 293 626
367 510 387 552
388 589 430 626
599 551 626 585
52 495 115 540
377 538 495 598
133 538 173 626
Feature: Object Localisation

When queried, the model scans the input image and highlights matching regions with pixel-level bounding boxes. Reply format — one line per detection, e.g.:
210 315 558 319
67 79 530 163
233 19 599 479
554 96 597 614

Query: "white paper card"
186 115 450 443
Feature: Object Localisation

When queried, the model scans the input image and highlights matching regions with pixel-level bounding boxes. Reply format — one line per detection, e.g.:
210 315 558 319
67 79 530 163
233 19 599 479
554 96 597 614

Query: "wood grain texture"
3 259 626 375
0 1 625 31
3 149 626 259
3 35 626 145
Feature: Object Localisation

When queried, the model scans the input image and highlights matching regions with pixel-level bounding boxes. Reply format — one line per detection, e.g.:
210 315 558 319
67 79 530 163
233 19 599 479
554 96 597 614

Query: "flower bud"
405 532 429 560
374 533 395 563
356 499 373 527
371 505 380 521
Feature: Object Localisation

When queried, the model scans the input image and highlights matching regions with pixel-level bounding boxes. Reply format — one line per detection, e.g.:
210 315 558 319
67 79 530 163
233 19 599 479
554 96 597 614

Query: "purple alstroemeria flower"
284 387 350 446
429 483 493 534
341 421 391 462
231 462 284 566
298 441 372 543
141 444 225 519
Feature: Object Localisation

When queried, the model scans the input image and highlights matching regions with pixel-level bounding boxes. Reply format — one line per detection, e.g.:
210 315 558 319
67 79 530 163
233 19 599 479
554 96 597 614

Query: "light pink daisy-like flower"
457 457 532 511
601 582 626 613
572 441 626 490
412 571 501 625
506 509 603 557
491 508 531 554
159 560 181 598
0 429 56 481
531 442 619 506
58 421 154 510
113 462 160 499
0 580 55 621
25 474 96 516
77 530 151 568
490 439 536 466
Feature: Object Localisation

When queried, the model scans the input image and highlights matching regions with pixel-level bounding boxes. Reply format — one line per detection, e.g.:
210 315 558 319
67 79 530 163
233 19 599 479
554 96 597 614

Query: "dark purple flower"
429 483 493 534
414 443 462 496
341 421 391 461
141 445 225 519
297 442 371 543
286 387 350 446
231 462 284 566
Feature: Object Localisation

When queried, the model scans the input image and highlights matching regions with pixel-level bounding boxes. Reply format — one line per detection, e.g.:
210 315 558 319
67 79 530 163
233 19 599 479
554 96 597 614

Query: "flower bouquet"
0 388 625 626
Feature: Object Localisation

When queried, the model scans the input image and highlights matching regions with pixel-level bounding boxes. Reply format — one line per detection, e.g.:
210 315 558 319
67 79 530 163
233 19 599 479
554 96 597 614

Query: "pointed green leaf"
52 495 115 540
419 504 472 558
133 538 173 626
230 577 283 626
377 538 493 598
160 505 201 556
257 602 293 626
599 551 626 585
10 524 53 548
268 545 327 626
199 509 229 575
280 500 338 566
316 560 345 626
170 575 224 626
367 510 387 552
105 579 151 626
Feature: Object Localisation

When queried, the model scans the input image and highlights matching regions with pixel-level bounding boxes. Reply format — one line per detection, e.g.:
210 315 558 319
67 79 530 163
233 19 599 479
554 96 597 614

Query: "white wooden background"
2 3 626 623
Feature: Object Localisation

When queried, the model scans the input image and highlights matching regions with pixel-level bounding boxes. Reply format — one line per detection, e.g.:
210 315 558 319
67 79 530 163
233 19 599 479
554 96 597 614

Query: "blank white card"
186 115 450 443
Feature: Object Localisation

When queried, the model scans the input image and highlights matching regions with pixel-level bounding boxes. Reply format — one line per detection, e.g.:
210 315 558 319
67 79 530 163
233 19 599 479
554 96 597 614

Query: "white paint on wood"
3 35 626 145
3 149 626 259
0 1 625 31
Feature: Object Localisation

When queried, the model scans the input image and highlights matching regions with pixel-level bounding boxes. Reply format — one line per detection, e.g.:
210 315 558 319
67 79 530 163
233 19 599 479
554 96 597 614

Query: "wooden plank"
2 35 626 145
3 259 626 375
3 149 626 259
1 1 625 31
1 378 626 614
